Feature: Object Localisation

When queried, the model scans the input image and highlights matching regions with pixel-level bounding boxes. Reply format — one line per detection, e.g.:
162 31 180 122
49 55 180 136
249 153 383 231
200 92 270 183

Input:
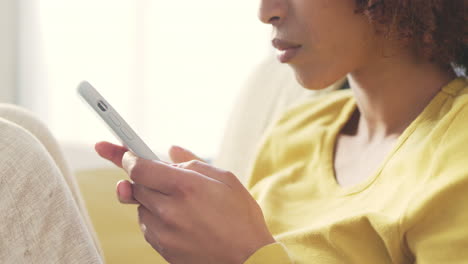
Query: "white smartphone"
77 81 160 161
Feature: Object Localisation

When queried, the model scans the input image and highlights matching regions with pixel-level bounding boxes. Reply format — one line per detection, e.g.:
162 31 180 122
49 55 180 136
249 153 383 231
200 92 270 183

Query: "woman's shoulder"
438 77 468 135
442 77 468 108
425 78 468 180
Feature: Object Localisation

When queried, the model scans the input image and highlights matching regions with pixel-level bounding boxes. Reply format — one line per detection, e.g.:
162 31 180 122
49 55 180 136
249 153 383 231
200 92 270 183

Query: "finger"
132 183 170 214
137 205 166 254
95 141 128 168
122 151 198 194
177 160 238 187
116 180 139 204
169 145 206 163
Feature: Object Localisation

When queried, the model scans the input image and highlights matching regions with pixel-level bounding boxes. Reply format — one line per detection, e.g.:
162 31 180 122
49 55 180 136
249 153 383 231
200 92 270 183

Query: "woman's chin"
292 68 344 91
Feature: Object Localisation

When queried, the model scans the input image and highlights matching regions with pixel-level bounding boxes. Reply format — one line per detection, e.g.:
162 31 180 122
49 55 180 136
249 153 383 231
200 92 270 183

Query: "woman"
2 0 466 263
95 0 468 263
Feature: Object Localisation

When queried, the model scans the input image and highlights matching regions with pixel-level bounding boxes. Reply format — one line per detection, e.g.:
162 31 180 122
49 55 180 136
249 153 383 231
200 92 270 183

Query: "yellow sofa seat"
76 168 168 264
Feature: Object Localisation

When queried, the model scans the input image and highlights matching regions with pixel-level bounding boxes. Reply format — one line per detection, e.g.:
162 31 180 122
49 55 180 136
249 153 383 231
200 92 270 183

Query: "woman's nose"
258 0 287 26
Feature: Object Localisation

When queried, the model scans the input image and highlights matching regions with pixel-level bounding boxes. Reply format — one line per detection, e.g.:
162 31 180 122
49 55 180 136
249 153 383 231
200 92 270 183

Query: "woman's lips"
272 38 302 63
276 47 301 63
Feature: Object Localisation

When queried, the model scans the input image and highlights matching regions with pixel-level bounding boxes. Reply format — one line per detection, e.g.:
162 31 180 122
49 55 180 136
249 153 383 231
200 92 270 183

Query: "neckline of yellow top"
322 77 468 196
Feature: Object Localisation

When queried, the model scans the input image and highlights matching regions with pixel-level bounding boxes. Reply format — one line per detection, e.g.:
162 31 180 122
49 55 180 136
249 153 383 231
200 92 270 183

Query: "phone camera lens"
97 100 108 112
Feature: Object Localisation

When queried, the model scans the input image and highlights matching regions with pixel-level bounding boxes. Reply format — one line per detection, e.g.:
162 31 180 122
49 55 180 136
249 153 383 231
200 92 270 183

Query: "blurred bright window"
17 0 271 159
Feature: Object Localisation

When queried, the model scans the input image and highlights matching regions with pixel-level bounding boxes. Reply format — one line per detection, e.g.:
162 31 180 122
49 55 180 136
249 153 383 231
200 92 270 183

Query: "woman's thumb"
169 145 205 163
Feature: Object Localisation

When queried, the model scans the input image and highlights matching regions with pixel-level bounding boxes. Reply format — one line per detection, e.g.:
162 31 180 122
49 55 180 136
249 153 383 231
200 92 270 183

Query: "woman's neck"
347 54 457 142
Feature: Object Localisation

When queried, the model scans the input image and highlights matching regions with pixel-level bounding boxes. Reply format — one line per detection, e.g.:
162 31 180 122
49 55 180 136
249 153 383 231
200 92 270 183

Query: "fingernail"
94 143 103 152
116 180 122 198
172 145 184 151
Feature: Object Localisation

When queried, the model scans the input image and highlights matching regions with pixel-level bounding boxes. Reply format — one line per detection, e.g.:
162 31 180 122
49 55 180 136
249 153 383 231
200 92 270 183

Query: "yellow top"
244 77 468 264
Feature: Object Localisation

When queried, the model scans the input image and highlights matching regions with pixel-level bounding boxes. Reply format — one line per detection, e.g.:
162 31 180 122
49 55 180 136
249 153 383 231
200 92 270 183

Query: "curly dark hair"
354 0 467 76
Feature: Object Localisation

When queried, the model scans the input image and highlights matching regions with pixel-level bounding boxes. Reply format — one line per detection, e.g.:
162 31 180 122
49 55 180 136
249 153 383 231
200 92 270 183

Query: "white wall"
16 1 272 159
0 0 17 103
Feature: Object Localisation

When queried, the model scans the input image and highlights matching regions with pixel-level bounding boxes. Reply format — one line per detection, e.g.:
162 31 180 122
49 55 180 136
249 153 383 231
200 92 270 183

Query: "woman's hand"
95 141 275 264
